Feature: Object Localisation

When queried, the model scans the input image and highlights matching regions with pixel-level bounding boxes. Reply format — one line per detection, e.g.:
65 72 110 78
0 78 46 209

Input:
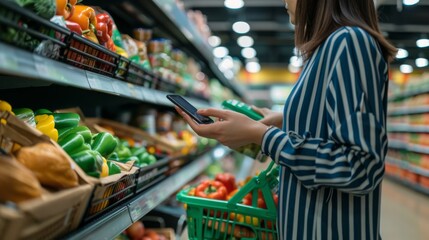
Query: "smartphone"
167 94 214 124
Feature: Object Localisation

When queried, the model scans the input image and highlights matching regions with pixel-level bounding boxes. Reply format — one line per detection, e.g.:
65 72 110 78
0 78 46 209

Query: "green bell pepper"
51 113 80 129
13 108 36 127
86 171 100 178
137 152 156 165
58 133 86 155
107 160 121 175
34 109 52 115
108 152 120 161
70 150 103 174
118 156 139 164
91 132 118 157
130 147 146 157
58 126 92 144
115 144 132 159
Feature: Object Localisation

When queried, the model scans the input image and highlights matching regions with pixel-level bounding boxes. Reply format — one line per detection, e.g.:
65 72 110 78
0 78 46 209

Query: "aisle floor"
381 179 429 240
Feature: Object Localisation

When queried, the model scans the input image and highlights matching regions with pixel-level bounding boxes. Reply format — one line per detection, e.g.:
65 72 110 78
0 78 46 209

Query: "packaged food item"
133 28 153 43
222 99 267 162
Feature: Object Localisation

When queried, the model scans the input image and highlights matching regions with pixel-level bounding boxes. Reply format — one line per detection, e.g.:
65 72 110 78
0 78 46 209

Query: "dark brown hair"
295 0 397 62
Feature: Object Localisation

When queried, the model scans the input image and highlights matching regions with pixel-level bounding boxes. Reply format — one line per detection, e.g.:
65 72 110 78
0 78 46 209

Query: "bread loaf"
15 142 78 189
0 155 42 203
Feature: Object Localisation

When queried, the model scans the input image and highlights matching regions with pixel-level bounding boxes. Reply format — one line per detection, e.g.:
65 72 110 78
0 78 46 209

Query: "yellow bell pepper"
100 157 109 178
35 115 59 142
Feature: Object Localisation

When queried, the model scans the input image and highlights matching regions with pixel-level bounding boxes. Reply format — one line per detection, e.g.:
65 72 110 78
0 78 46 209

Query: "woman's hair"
295 0 397 62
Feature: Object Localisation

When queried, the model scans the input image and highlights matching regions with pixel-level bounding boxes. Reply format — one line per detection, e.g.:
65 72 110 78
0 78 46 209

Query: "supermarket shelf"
83 0 243 98
386 157 429 177
388 124 429 133
0 43 211 109
385 174 429 196
389 87 429 102
144 0 243 97
388 106 429 116
388 140 429 155
66 145 231 240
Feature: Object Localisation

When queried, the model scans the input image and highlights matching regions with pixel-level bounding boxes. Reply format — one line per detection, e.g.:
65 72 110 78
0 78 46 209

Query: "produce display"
2 100 164 179
120 221 173 240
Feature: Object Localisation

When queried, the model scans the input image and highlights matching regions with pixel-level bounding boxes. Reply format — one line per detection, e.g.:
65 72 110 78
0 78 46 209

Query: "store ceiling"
182 0 429 69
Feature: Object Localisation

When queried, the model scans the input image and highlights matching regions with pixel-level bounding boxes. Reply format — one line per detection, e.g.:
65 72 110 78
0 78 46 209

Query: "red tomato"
127 222 144 240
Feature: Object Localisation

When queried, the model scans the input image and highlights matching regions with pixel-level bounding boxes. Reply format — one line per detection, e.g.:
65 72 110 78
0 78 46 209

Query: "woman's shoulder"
327 26 378 48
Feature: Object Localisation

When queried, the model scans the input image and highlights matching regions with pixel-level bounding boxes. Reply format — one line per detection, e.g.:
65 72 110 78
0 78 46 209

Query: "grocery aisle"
381 179 429 240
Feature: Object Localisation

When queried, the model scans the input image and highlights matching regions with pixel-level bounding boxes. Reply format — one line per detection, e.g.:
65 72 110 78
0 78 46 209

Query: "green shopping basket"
177 161 279 240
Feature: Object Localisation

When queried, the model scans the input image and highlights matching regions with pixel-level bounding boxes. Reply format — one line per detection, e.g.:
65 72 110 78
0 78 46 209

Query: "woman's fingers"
251 105 269 116
198 108 229 119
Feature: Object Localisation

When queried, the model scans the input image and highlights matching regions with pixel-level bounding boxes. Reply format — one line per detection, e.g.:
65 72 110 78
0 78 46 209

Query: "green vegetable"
107 160 121 175
130 147 146 157
86 171 100 178
34 109 52 115
12 108 35 127
137 152 156 165
15 0 56 19
70 150 103 174
108 152 120 161
58 133 85 155
118 156 139 164
115 144 132 159
59 126 92 144
91 132 118 157
51 113 80 129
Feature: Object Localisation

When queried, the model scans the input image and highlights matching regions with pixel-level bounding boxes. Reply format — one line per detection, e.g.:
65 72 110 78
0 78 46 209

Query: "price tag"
34 58 61 81
128 83 143 100
143 89 156 104
87 72 115 93
112 81 131 96
0 51 18 71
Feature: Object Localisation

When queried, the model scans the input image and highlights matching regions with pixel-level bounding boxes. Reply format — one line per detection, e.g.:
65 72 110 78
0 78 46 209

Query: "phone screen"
167 95 214 124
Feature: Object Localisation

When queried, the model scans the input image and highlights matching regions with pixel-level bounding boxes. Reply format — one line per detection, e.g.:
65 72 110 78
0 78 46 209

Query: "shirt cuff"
261 127 285 164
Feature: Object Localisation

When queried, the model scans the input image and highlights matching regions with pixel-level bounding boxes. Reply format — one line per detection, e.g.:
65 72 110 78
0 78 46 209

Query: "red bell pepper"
95 13 113 45
215 173 236 194
66 20 82 35
195 180 227 200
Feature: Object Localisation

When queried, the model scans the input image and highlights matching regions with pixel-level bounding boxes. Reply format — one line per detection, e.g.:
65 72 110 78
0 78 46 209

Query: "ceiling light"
396 48 408 59
213 46 229 58
224 70 235 80
417 39 429 48
400 64 413 74
403 0 419 5
208 36 221 47
245 62 261 73
218 56 234 71
416 58 429 68
241 47 257 59
237 36 254 48
224 0 244 9
232 21 250 34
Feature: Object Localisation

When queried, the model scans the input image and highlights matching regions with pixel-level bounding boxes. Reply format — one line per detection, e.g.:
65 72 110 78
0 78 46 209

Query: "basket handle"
226 161 278 215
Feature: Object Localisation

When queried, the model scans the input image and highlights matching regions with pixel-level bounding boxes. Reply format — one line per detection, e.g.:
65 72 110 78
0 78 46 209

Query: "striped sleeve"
262 28 387 194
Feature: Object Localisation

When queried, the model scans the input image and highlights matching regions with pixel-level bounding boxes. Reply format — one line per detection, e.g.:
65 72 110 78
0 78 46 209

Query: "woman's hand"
251 106 283 128
175 107 268 149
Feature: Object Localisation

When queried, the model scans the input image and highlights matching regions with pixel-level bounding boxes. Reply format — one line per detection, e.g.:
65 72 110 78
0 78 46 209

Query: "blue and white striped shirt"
262 27 388 240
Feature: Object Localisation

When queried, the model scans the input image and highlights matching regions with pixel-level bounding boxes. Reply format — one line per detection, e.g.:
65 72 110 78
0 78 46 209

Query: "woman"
176 0 396 239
